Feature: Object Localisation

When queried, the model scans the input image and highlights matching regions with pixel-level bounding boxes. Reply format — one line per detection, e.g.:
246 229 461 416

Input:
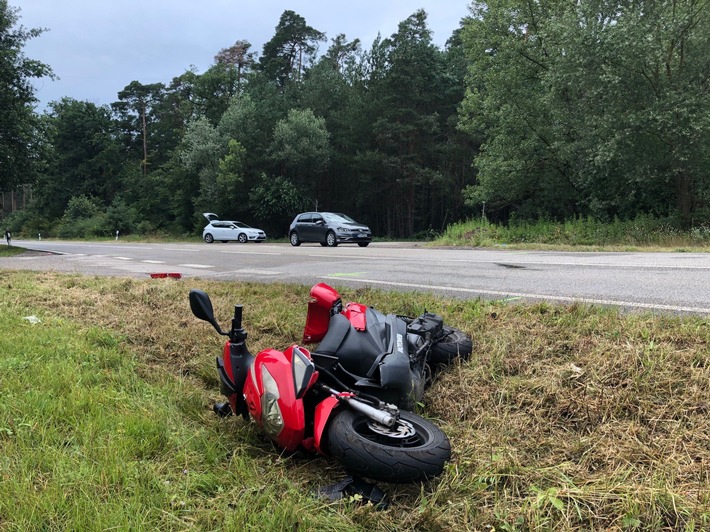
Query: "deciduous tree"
0 1 53 191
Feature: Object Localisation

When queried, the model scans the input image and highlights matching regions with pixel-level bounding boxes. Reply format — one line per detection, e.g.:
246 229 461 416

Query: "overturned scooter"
190 288 452 483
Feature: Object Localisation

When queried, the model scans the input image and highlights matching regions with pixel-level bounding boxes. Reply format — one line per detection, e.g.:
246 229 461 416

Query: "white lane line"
179 263 214 269
113 256 133 261
237 269 280 275
142 260 166 264
322 277 710 314
219 250 281 256
309 254 710 270
447 259 710 270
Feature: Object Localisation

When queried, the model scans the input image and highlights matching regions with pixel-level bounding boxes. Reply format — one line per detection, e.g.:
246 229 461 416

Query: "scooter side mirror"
189 289 226 335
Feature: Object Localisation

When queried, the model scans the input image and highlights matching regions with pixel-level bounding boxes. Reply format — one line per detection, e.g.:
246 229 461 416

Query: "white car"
202 213 267 243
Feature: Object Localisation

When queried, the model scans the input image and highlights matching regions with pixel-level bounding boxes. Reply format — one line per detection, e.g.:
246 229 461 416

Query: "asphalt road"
2 239 709 315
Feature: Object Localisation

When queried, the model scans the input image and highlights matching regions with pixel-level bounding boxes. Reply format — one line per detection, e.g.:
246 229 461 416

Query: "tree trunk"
142 103 148 176
675 170 693 227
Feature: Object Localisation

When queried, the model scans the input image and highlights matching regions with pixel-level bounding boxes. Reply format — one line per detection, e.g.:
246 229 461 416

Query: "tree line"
2 1 708 240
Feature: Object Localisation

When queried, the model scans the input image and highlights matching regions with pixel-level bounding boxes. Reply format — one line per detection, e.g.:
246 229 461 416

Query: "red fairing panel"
343 302 367 331
312 396 340 454
303 283 341 343
243 348 305 451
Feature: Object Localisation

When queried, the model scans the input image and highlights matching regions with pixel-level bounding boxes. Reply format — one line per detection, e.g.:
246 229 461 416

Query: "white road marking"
179 263 213 269
236 269 280 275
219 250 281 256
323 277 710 314
113 257 133 261
142 260 166 264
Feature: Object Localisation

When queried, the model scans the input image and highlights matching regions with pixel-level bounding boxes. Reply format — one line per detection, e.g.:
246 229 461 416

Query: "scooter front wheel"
323 409 451 483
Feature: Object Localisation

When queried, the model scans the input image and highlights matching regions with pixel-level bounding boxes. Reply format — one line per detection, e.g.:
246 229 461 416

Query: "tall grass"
1 271 709 530
437 215 710 250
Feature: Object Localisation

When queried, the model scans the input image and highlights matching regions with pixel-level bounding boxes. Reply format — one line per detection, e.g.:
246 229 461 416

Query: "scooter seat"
315 313 385 377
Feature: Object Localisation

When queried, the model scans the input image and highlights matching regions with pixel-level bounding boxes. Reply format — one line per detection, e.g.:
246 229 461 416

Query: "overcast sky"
16 1 471 111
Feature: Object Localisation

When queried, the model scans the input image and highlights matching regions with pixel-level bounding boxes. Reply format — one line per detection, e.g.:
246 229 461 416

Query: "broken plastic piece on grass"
23 316 41 324
149 273 182 279
316 474 388 510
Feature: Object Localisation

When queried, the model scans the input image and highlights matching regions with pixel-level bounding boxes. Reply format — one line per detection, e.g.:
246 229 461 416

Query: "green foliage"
0 1 53 191
217 139 247 199
438 215 710 249
460 0 710 225
258 10 326 85
248 174 309 235
32 98 123 220
270 108 331 183
8 8 478 239
2 208 48 238
105 196 139 234
54 194 139 238
61 194 102 221
112 80 167 173
15 5 708 240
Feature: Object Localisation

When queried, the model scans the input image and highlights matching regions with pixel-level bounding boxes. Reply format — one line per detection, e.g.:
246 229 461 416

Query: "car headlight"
260 365 284 438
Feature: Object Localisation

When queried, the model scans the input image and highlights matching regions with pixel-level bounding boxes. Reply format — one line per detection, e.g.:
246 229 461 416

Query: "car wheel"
290 232 301 246
326 231 338 247
358 242 370 247
320 242 327 247
204 233 214 243
238 233 248 244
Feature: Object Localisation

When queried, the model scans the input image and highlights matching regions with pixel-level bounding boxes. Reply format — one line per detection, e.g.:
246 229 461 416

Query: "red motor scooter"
189 288 451 484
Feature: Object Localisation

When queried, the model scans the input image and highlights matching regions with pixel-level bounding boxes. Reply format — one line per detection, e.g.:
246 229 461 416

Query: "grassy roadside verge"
436 217 710 251
1 270 708 530
0 246 24 257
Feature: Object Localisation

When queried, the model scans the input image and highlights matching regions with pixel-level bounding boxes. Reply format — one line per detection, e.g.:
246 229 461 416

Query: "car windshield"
232 222 252 228
322 213 356 223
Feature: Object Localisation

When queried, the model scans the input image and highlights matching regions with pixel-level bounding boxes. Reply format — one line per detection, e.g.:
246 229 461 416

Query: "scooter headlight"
260 365 284 438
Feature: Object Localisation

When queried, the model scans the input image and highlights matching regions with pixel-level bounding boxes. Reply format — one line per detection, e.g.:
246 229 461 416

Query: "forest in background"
1 0 709 239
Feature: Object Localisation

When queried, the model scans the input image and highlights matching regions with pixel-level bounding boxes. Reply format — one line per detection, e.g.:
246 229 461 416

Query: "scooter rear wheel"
323 409 451 483
429 326 472 365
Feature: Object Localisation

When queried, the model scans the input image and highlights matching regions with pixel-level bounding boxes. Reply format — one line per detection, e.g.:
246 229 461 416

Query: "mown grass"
0 246 24 257
1 270 708 530
437 216 710 251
